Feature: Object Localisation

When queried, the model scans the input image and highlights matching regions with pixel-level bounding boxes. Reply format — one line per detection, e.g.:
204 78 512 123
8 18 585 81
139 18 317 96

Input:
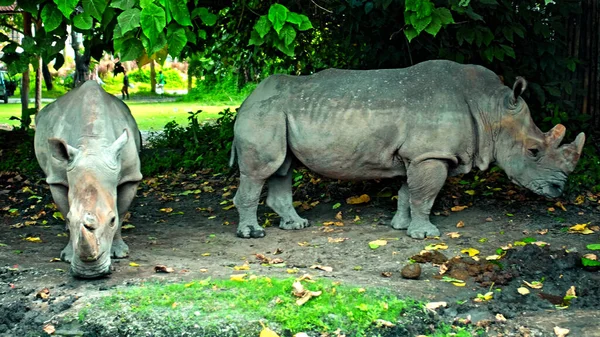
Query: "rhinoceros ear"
510 77 527 106
108 130 129 156
48 138 79 163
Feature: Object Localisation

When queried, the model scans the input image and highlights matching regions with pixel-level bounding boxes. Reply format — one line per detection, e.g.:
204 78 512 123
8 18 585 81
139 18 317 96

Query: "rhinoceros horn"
79 219 100 261
546 124 566 148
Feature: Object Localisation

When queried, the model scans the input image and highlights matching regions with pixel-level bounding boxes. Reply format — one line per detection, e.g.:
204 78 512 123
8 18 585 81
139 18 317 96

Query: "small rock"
401 263 421 279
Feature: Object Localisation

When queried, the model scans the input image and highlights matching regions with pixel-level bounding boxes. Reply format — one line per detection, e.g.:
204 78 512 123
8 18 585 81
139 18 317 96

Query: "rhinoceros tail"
229 139 236 167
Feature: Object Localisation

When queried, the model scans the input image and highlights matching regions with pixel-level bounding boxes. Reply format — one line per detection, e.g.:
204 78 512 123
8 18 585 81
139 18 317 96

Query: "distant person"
156 70 166 95
121 68 130 100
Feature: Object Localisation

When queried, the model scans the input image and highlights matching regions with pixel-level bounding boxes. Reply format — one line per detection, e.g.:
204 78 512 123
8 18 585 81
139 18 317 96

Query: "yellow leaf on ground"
260 327 280 337
465 190 476 196
555 201 567 211
353 215 361 222
452 282 466 287
230 274 247 282
335 211 343 221
159 207 173 213
233 263 250 271
474 291 494 302
451 205 468 212
574 195 585 205
446 232 461 239
461 248 480 257
425 301 447 311
425 243 448 251
222 204 236 210
486 255 502 261
569 223 589 231
517 287 530 295
456 220 465 228
328 237 348 243
129 262 140 267
292 201 303 208
322 221 344 227
24 237 42 243
583 253 598 260
310 265 333 272
42 324 56 335
297 242 309 246
121 224 135 230
565 286 576 298
369 239 388 249
346 194 371 204
554 326 570 337
495 314 507 322
524 280 543 289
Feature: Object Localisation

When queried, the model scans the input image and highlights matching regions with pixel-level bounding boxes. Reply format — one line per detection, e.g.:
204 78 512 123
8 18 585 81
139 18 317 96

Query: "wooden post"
150 60 156 93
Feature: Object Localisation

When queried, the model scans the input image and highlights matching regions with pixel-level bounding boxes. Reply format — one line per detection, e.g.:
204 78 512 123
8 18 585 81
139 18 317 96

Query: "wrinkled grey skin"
34 81 142 278
230 60 585 239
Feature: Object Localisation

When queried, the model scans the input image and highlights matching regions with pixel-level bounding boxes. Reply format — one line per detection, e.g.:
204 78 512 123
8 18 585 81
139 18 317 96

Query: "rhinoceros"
229 60 585 239
34 81 142 278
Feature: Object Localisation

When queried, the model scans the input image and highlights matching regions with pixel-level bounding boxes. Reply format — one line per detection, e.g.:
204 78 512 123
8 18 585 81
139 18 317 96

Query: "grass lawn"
0 101 239 131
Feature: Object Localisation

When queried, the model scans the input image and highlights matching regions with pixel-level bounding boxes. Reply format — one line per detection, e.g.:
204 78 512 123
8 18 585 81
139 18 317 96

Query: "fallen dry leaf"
554 326 569 337
297 241 309 247
42 324 56 335
335 211 343 221
328 237 348 243
446 232 461 239
424 243 448 251
346 194 371 205
159 207 173 213
524 280 543 289
485 255 502 261
36 287 50 300
230 274 247 282
517 287 530 295
425 301 447 311
536 229 549 235
24 237 42 243
381 271 392 278
451 205 468 212
369 239 388 249
456 220 465 228
154 265 174 273
233 263 250 271
260 326 280 337
565 286 576 298
322 221 344 227
374 319 396 328
555 201 567 211
495 313 507 322
129 262 140 267
291 281 322 306
583 253 598 260
310 265 333 272
569 223 594 234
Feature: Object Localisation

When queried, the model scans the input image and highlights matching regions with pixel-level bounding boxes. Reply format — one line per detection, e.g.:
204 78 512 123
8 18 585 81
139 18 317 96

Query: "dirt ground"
1 169 600 337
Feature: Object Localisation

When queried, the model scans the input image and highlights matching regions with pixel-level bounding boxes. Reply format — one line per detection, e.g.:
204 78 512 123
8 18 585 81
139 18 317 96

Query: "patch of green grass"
0 101 238 131
84 276 474 337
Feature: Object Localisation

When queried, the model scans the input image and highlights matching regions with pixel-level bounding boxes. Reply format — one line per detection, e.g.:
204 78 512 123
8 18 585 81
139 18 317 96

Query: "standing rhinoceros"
34 81 142 278
230 60 585 239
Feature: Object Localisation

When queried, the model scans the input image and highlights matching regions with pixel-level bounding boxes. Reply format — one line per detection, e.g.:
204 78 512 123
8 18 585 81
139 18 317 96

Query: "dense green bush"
0 129 42 176
128 68 185 88
141 108 236 176
184 73 256 105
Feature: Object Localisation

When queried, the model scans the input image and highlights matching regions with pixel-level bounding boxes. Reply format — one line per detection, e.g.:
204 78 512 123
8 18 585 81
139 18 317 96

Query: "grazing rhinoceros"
34 80 142 278
229 60 585 240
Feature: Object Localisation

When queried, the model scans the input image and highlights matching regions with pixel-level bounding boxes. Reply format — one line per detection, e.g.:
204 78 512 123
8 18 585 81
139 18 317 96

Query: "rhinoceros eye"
528 148 540 158
109 216 116 228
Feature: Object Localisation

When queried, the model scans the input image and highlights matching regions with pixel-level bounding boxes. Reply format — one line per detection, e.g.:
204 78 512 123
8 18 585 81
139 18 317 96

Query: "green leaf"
566 59 576 72
297 14 312 31
41 4 63 32
404 27 418 42
424 15 441 36
582 257 600 267
118 8 141 35
405 0 420 11
141 31 167 56
82 0 106 21
186 28 198 44
54 0 79 18
482 47 494 62
248 30 264 46
196 29 205 40
268 3 289 33
332 202 341 210
434 7 454 25
500 44 515 58
141 3 166 50
286 12 302 25
110 0 135 10
166 24 187 58
458 0 471 6
21 36 35 50
544 0 554 4
191 7 217 26
416 0 433 19
140 0 153 8
168 0 191 26
119 37 144 61
254 15 272 38
502 26 514 42
364 1 373 14
411 14 432 34
544 85 561 97
53 53 65 69
73 13 93 30
278 24 296 46
587 244 600 250
465 7 483 21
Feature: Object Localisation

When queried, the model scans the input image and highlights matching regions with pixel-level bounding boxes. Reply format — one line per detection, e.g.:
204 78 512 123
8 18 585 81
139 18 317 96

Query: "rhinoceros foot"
407 221 440 239
279 217 310 230
111 238 129 258
60 242 74 263
390 212 411 230
237 222 266 238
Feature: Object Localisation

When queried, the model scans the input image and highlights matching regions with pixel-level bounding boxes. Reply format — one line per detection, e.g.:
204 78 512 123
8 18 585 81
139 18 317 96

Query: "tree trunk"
150 60 156 93
35 56 42 112
20 12 31 128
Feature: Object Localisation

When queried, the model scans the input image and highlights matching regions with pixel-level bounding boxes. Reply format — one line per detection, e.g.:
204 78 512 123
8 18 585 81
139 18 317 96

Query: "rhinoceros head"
494 78 585 198
48 130 129 278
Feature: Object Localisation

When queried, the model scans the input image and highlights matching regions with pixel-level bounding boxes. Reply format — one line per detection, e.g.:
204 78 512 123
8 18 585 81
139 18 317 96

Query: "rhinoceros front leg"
406 159 448 239
390 183 411 230
233 174 267 238
112 181 139 258
266 163 310 230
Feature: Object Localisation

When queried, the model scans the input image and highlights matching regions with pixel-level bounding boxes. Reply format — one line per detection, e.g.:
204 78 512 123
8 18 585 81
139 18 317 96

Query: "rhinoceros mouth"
528 177 566 199
70 253 112 279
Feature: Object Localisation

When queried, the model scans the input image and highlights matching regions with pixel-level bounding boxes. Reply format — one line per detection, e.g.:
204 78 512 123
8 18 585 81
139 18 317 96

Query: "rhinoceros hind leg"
234 174 267 238
267 161 310 230
111 230 129 258
60 241 74 263
406 159 448 239
391 183 411 230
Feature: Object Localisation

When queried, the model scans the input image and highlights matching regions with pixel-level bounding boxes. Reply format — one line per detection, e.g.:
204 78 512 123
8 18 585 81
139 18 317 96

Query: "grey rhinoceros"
229 60 585 240
34 80 142 278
